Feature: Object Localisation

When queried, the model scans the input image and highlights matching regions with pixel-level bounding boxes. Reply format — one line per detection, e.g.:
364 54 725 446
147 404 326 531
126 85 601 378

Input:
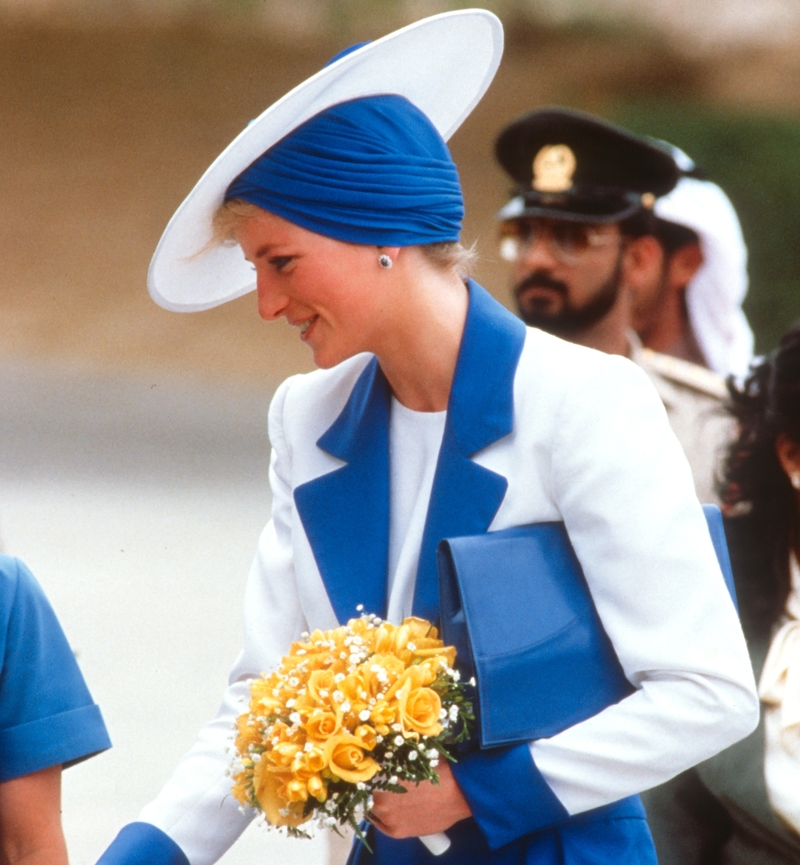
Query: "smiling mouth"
292 316 317 341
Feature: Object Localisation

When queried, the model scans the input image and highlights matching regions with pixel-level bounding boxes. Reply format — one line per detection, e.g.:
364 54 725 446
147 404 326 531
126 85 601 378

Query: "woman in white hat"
96 11 757 865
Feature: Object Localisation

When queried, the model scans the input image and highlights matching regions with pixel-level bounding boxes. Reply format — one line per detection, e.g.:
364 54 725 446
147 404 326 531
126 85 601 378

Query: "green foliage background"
614 105 800 355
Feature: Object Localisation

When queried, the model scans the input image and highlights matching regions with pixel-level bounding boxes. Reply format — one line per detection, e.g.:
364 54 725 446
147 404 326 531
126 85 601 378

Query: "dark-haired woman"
95 12 757 865
645 323 800 864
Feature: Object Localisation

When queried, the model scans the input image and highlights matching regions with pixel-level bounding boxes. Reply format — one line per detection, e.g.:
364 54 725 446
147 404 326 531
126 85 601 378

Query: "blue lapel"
294 357 392 624
294 281 526 626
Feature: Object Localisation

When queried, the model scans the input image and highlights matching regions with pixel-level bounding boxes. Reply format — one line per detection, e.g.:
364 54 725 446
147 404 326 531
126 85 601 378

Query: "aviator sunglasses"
499 219 619 265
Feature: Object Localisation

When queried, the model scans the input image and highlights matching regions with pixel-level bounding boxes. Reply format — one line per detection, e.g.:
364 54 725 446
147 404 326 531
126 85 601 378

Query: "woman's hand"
367 760 472 838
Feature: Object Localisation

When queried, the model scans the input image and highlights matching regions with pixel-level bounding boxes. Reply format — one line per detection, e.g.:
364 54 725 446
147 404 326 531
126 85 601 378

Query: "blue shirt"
0 554 111 782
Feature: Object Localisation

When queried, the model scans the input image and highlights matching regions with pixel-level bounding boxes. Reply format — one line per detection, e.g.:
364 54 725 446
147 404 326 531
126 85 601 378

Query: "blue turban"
224 94 464 246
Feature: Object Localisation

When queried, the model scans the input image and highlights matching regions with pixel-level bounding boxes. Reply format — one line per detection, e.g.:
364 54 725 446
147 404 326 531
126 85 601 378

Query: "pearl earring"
378 254 393 269
792 472 800 490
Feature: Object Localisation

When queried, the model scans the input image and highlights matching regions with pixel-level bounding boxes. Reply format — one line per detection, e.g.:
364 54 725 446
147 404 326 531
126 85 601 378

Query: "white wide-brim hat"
148 9 504 312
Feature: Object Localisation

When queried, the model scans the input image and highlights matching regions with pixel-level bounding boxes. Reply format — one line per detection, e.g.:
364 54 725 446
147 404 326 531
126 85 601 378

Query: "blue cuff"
97 823 190 865
0 703 112 782
450 743 568 850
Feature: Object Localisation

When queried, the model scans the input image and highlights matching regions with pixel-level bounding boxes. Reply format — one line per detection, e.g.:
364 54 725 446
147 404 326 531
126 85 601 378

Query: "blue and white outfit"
100 283 757 865
0 555 111 782
96 21 758 864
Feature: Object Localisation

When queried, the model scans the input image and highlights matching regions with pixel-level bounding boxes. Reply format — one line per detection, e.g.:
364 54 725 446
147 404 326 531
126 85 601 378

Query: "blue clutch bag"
437 504 736 749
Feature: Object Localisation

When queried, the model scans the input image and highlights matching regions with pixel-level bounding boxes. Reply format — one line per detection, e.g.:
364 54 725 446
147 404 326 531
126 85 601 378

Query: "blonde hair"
210 198 264 248
209 198 477 277
419 241 477 279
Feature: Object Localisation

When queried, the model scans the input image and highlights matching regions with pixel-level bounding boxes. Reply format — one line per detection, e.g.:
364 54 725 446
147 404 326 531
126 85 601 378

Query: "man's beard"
513 253 624 338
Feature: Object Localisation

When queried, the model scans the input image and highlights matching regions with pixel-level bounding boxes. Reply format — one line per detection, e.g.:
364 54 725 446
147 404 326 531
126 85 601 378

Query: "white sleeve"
530 356 759 814
138 376 308 865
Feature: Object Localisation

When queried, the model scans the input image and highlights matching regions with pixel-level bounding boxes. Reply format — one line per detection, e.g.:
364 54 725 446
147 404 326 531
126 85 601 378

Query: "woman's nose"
256 274 290 321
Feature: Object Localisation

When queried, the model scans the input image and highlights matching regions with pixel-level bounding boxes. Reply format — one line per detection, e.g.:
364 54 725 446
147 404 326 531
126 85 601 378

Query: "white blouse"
759 552 800 833
386 398 447 624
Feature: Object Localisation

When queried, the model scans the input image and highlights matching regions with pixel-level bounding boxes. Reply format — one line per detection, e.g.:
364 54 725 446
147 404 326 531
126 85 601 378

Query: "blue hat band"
225 95 464 246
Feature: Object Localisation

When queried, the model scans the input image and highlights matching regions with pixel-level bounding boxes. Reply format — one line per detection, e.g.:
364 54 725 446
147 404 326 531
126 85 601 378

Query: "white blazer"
136 282 758 865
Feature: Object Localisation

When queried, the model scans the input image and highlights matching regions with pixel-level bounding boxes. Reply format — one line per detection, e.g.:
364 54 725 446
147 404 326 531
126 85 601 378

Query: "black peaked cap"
495 107 680 223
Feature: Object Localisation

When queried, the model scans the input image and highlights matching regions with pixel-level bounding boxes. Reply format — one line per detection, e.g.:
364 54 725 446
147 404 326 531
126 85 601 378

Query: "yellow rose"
323 733 380 784
413 646 457 668
307 773 327 802
402 616 439 643
304 708 340 742
253 760 308 828
235 715 263 751
373 623 398 654
307 670 337 705
339 672 369 705
356 654 406 697
397 683 443 739
304 747 325 774
267 741 301 767
370 699 397 731
282 778 309 803
353 724 377 751
385 664 434 701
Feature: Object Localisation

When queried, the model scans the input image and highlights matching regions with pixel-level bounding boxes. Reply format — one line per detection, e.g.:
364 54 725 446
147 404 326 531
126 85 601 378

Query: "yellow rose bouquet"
231 612 473 846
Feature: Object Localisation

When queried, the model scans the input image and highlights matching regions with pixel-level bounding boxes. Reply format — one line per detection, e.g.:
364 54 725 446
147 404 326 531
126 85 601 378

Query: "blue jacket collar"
294 281 526 624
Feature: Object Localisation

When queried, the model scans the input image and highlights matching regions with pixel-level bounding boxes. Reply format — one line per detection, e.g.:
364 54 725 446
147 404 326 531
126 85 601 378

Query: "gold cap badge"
641 192 656 209
532 144 577 193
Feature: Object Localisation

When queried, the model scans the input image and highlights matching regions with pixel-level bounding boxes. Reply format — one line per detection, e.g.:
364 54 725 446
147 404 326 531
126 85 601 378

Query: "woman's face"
236 209 387 369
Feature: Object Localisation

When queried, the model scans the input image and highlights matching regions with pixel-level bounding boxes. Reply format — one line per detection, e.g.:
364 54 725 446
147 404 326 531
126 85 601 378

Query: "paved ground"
0 361 342 864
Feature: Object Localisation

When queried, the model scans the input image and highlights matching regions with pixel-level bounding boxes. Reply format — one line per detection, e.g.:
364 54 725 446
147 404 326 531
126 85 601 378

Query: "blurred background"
0 1 798 862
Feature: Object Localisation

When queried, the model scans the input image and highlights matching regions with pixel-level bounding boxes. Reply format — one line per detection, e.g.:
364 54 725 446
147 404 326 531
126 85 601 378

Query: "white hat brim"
148 9 504 312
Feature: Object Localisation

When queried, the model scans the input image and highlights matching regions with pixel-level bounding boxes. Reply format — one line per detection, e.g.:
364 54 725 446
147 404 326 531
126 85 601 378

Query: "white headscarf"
654 150 754 380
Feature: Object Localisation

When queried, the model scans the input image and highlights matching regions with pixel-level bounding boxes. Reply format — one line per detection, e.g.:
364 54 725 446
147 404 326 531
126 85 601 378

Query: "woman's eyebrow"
254 243 275 259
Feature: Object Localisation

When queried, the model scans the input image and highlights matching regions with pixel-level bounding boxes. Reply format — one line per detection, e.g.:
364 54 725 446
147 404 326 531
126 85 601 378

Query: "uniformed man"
493 106 732 504
634 145 754 379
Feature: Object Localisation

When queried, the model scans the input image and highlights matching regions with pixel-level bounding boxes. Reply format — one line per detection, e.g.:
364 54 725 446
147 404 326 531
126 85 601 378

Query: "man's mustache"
514 272 569 298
